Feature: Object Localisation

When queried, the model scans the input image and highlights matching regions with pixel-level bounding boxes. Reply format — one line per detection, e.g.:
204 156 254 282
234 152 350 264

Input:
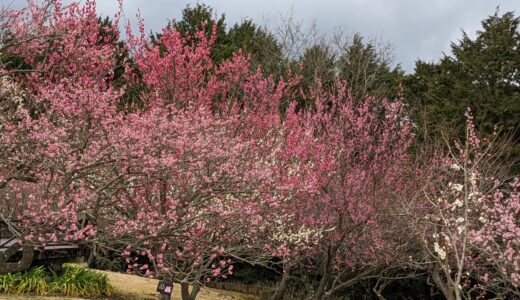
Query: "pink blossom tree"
11 2 520 300
1 2 317 299
251 82 414 299
0 3 417 299
1 0 124 243
403 109 520 299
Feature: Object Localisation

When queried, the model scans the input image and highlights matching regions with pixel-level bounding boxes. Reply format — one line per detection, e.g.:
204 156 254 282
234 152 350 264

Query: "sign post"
156 278 173 300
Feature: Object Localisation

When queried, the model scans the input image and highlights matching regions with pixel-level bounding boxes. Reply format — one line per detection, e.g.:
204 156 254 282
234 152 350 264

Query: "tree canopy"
405 10 520 159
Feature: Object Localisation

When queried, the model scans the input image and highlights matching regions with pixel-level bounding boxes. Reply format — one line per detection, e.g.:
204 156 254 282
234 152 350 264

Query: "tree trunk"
314 246 332 300
272 264 291 300
190 282 201 300
180 282 201 300
431 264 454 300
181 282 190 300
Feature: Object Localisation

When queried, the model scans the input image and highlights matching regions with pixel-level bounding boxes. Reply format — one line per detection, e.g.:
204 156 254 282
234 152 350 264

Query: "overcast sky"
4 0 520 72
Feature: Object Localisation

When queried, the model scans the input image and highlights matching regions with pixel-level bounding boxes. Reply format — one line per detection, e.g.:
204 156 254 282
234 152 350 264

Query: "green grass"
0 266 48 295
15 266 49 295
49 264 112 297
0 264 112 297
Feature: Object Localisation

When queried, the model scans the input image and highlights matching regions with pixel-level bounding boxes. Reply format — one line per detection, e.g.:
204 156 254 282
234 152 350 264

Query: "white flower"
451 199 463 211
457 226 465 234
456 217 465 223
479 216 486 223
469 172 477 185
452 184 464 192
434 242 446 260
450 164 461 171
433 233 439 239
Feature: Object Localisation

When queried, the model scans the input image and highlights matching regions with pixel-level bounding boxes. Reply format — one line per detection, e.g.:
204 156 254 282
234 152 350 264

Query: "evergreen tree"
227 20 284 77
337 34 404 101
299 43 336 91
405 10 520 165
172 4 230 63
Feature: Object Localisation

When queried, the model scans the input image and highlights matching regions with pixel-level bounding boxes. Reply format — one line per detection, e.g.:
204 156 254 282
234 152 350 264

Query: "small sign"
156 280 173 295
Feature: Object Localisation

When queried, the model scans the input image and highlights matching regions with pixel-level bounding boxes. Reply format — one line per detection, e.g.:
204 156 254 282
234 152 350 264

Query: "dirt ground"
0 270 258 300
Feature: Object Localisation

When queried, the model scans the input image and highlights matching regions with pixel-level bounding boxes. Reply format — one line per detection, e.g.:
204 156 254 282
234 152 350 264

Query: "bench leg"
0 242 34 274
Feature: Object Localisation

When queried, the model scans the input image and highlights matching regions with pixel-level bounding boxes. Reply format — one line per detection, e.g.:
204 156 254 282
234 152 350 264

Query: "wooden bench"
0 221 89 273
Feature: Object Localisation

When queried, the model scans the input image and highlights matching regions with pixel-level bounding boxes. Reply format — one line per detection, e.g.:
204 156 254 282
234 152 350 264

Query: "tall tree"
337 34 404 101
172 4 229 64
299 43 336 90
227 19 284 77
405 10 520 163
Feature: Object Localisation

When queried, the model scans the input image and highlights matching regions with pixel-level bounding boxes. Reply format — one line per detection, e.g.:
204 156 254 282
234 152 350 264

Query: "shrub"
16 266 49 295
0 266 48 295
49 264 112 297
0 264 111 297
0 273 18 294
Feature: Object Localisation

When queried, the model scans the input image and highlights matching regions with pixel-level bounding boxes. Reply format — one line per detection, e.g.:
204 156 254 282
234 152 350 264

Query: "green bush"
0 272 17 294
0 264 112 297
0 266 48 295
16 266 49 295
49 264 112 297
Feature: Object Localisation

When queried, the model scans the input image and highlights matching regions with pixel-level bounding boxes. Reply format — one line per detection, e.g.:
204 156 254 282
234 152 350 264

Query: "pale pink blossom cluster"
408 109 520 299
